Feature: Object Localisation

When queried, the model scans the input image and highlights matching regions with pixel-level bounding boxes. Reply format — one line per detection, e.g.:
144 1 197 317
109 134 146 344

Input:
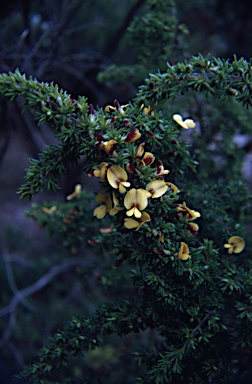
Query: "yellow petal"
107 166 128 189
173 114 195 129
124 188 149 211
178 242 190 260
93 205 107 219
124 218 139 229
119 181 131 194
135 142 145 158
146 180 168 198
126 207 135 217
228 236 245 253
184 119 195 128
133 207 142 218
142 152 155 166
106 195 113 211
95 192 107 204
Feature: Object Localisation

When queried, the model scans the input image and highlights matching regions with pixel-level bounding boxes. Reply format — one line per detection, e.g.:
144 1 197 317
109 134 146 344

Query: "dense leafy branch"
136 54 252 107
1 54 252 383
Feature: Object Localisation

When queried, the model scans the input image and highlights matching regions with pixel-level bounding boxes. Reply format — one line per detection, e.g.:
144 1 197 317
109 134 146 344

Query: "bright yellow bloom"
124 212 151 231
178 242 191 260
66 184 82 200
93 193 112 219
173 114 195 129
177 201 201 220
224 236 245 254
124 188 151 218
42 205 57 214
145 180 168 198
107 165 131 194
109 192 124 216
93 162 109 180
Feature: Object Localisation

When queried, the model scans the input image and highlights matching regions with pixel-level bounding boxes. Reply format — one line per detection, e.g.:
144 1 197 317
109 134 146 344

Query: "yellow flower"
93 192 112 219
173 114 195 129
135 142 145 158
124 188 151 218
105 99 129 114
143 106 154 116
126 163 137 174
124 129 141 143
107 166 131 194
187 222 199 236
109 192 124 216
124 212 151 231
42 205 57 214
178 242 191 260
138 152 155 168
93 162 109 180
177 201 201 220
155 160 170 177
99 140 117 156
66 184 82 200
224 236 245 254
145 180 168 198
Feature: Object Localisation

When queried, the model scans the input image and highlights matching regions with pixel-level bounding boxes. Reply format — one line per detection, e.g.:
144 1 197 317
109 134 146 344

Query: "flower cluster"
88 101 201 261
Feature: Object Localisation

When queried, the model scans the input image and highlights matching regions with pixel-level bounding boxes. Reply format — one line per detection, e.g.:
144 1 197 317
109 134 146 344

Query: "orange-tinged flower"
178 242 191 260
146 129 155 138
42 205 57 214
166 182 180 194
187 222 199 236
124 188 151 218
177 201 200 220
124 211 151 231
124 128 141 143
143 106 154 116
135 142 145 158
99 140 117 156
107 165 131 194
66 184 82 200
109 192 124 216
93 192 112 219
93 162 109 180
138 152 155 167
173 114 195 129
155 160 170 177
224 236 245 254
146 180 168 198
126 163 137 174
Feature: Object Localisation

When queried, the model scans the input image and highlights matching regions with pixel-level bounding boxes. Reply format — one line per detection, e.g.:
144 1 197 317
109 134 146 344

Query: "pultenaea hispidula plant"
1 52 252 384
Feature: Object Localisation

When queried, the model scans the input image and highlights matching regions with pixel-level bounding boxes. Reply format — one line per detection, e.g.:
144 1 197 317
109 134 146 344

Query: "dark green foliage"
1 5 252 383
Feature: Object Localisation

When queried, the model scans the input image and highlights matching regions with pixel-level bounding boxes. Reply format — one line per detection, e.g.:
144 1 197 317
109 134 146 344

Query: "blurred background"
1 0 252 382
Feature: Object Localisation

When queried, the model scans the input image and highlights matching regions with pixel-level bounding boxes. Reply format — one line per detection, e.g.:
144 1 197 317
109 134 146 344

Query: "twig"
0 256 94 318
